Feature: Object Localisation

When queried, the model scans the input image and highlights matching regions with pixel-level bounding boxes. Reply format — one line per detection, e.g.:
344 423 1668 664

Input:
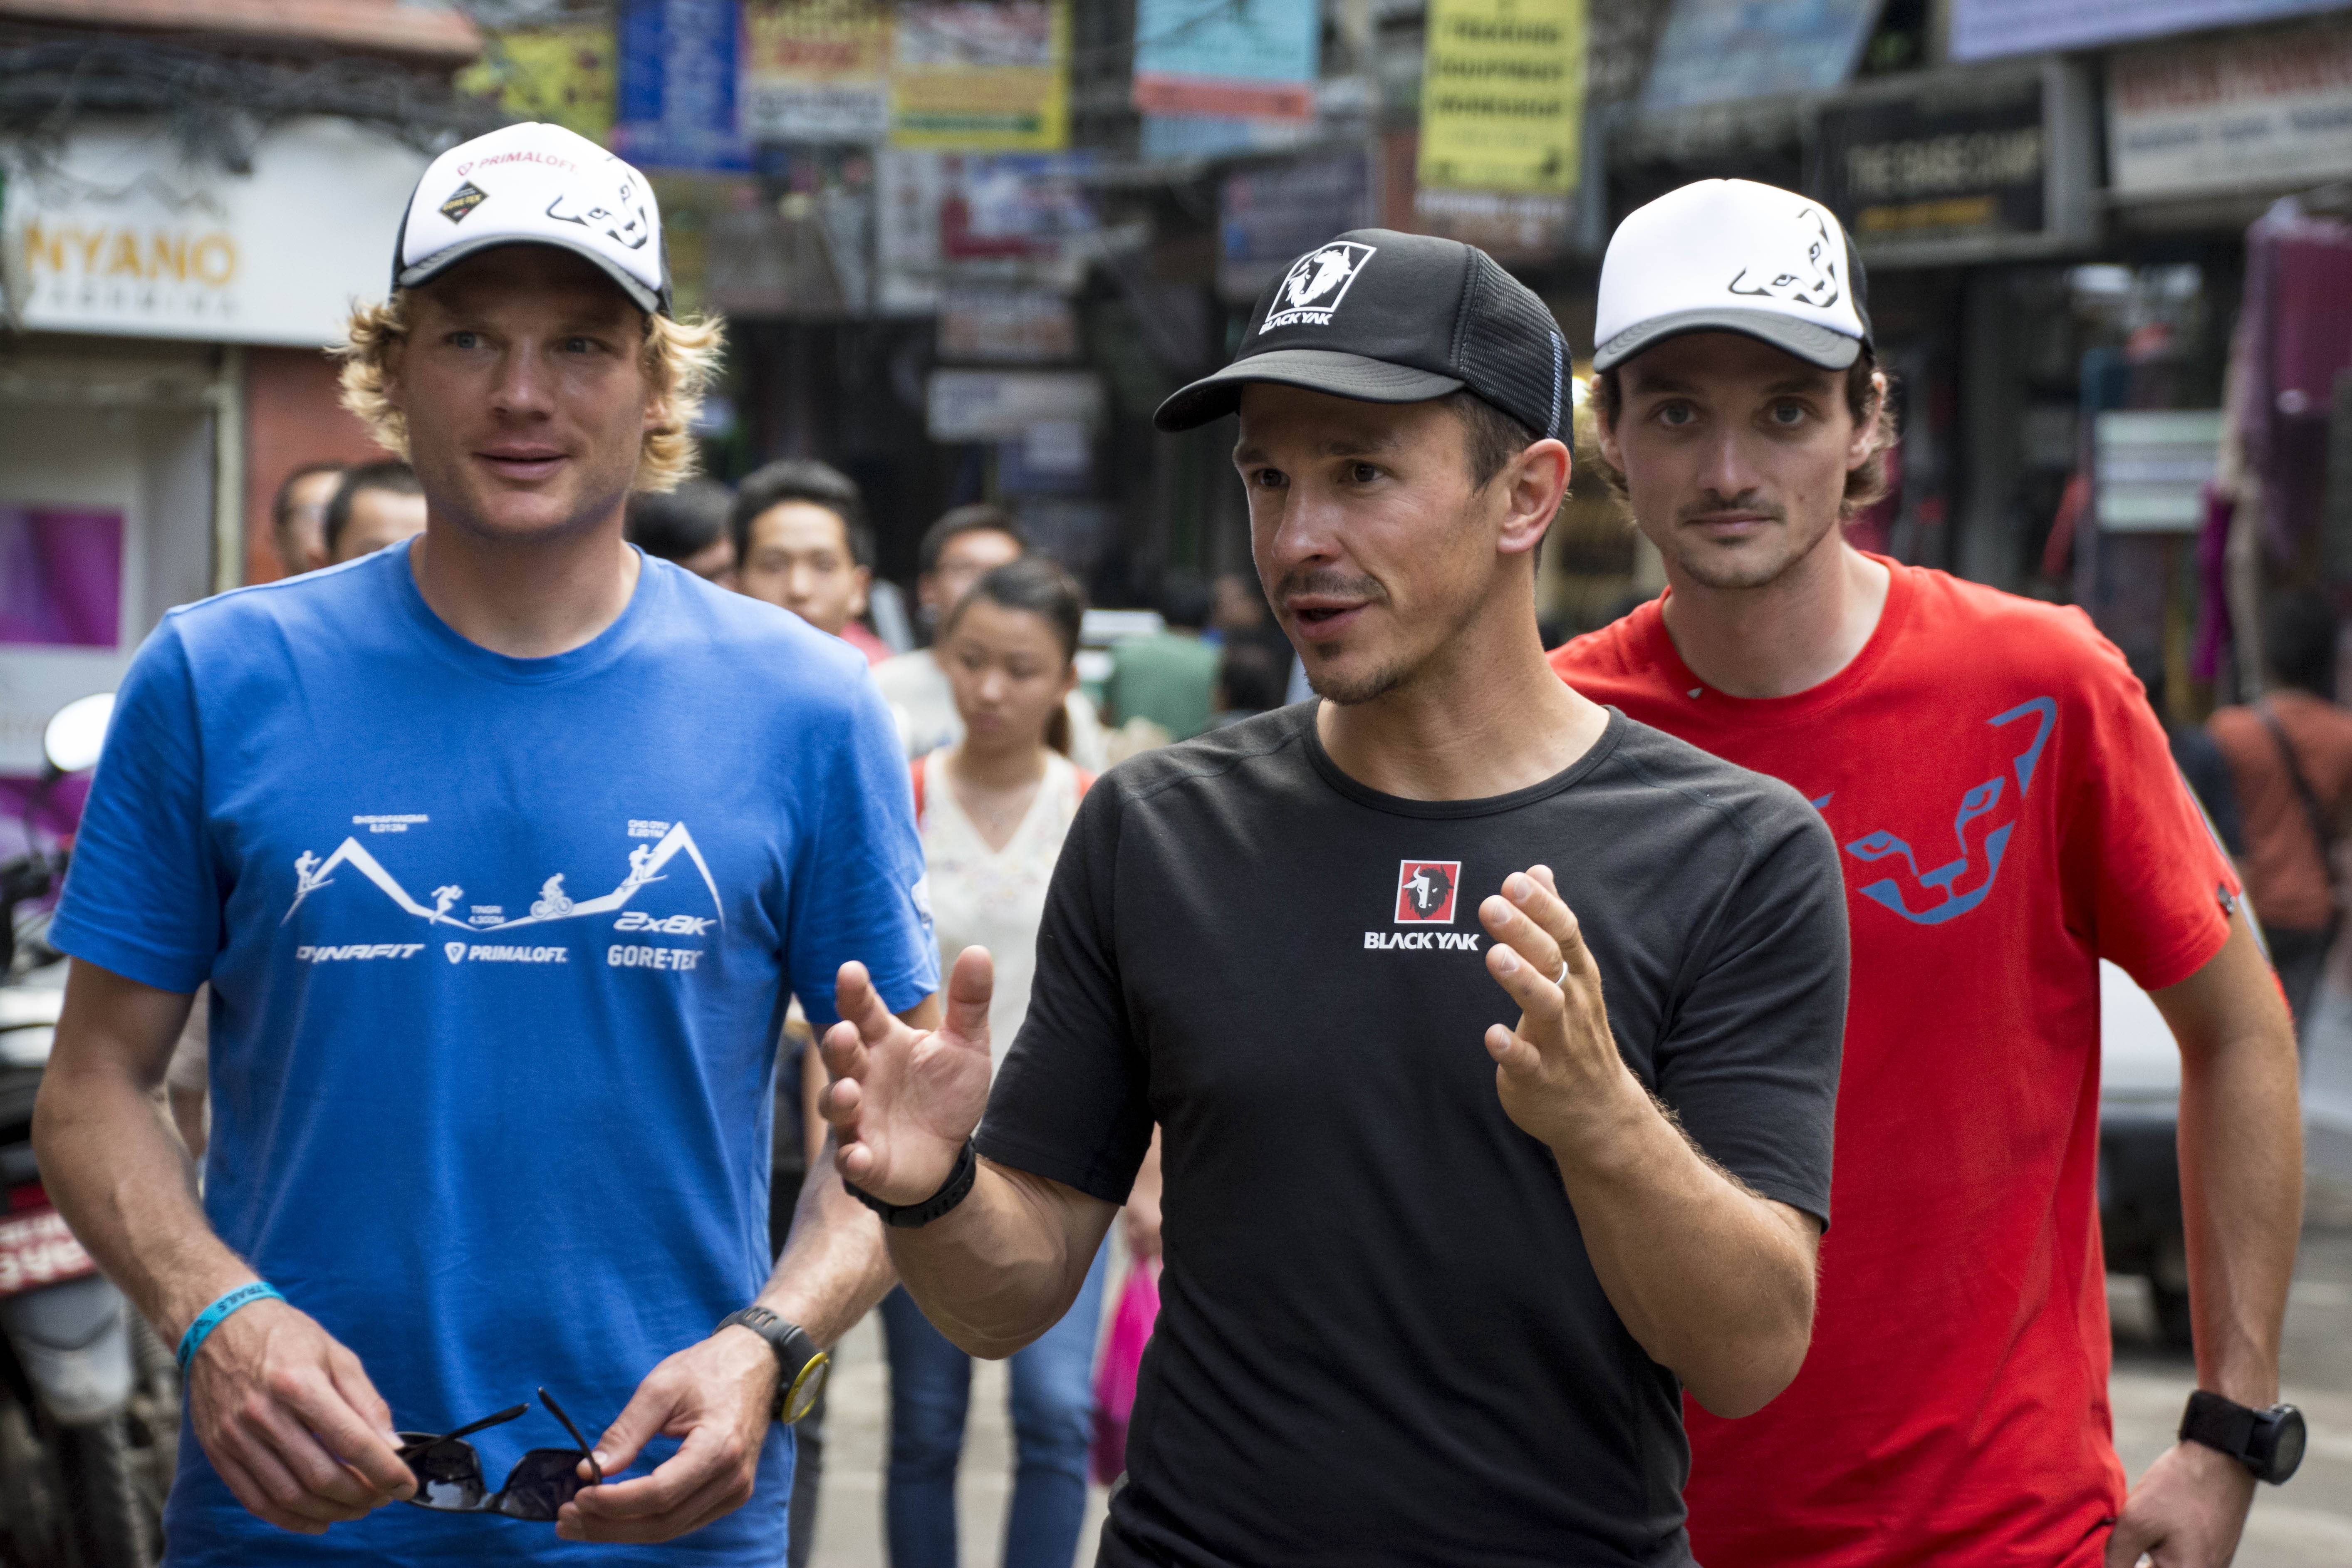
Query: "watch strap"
2180 1390 2261 1469
717 1306 824 1422
847 1139 979 1229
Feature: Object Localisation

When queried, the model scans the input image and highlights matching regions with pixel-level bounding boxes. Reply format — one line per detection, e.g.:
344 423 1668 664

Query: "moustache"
1273 569 1386 604
1678 494 1787 525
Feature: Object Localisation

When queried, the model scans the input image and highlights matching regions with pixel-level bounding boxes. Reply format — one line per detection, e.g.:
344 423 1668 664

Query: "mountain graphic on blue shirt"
281 820 723 933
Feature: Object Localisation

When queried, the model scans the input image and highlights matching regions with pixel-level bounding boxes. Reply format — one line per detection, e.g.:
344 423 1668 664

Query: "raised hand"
819 949 995 1206
1477 865 1634 1149
185 1298 416 1533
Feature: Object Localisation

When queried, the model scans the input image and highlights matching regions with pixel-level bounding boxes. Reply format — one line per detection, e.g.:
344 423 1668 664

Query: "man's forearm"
2177 1023 2301 1406
758 1142 896 1346
33 979 252 1340
1550 1068 1819 1418
886 1160 1110 1360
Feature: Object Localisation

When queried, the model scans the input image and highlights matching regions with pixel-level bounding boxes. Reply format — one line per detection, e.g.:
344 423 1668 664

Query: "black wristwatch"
847 1139 979 1229
717 1306 829 1424
2179 1390 2306 1484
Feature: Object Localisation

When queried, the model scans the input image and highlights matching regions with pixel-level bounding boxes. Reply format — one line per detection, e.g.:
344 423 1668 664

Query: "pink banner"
0 505 123 649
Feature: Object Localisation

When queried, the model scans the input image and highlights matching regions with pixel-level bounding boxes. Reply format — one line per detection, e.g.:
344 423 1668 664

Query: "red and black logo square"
1395 860 1460 924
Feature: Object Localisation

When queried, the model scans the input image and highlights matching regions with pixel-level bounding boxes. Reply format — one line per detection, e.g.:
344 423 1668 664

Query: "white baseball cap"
1592 179 1871 372
391 123 671 315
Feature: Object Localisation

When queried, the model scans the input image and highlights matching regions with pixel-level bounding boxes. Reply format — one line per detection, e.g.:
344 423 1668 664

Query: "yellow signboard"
742 0 893 141
456 23 616 143
1418 0 1585 195
890 0 1070 151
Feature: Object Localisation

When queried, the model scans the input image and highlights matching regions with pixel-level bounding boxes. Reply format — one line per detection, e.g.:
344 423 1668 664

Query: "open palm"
819 949 995 1206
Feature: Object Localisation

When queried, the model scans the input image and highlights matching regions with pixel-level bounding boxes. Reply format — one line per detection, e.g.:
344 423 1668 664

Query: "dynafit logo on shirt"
1395 860 1460 924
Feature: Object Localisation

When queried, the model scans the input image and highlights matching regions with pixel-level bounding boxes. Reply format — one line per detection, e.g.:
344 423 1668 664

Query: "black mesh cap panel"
1456 252 1567 438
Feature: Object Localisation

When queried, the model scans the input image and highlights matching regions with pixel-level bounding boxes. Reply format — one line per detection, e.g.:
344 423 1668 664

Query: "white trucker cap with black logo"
1592 179 1871 372
391 122 671 315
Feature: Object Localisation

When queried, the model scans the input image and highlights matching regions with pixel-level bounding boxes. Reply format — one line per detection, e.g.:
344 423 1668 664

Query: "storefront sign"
876 150 1094 311
2109 26 2352 199
1132 0 1319 121
3 118 426 346
1639 0 1876 115
614 0 750 171
1418 0 1585 196
1951 0 2342 66
1814 64 2096 265
938 289 1079 360
926 369 1102 440
742 0 891 143
889 0 1070 151
1219 152 1374 302
2097 411 2223 533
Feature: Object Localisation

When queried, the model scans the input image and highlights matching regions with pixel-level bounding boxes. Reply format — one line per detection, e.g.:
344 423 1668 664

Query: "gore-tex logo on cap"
1262 241 1377 332
1395 860 1459 924
438 181 488 224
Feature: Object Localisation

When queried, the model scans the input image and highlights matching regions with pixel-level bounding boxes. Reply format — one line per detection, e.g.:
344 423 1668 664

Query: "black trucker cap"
1154 229 1570 438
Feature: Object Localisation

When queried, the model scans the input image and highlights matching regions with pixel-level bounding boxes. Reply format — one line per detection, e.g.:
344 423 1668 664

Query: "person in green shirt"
1107 575 1223 741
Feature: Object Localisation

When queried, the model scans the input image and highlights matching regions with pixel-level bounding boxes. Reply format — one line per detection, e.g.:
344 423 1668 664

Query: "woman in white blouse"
881 555 1105 1568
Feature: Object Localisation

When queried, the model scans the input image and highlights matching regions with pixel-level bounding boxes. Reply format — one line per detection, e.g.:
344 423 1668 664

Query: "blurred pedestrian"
1104 574 1219 741
1208 637 1290 728
2211 588 2352 1043
323 460 427 563
33 123 938 1565
626 477 736 581
1553 178 2301 1568
820 228 1849 1568
730 459 889 662
881 557 1107 1568
874 505 1106 767
270 461 345 577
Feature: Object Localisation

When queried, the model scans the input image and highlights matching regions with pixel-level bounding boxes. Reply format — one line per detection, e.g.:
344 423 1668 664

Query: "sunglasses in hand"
397 1388 602 1521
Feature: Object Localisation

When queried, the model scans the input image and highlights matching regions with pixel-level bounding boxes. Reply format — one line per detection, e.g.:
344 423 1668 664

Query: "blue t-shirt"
51 544 938 1566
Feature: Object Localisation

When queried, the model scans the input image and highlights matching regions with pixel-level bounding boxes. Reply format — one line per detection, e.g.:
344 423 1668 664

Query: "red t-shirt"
1551 560 2236 1568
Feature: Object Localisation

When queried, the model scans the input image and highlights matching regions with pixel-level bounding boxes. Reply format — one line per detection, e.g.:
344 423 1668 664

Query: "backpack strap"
2258 698 2343 912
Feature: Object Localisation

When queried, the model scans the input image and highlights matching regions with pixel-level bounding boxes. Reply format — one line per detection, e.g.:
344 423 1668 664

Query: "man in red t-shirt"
1552 178 2307 1568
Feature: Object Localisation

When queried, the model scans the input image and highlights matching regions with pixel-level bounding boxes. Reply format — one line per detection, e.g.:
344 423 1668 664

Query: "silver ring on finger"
1551 957 1568 986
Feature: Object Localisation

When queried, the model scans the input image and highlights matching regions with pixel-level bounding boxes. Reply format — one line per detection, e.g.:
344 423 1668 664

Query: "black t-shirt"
978 703 1848 1568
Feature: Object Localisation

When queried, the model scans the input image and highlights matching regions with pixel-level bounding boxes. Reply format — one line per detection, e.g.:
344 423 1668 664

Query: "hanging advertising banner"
1638 0 1877 115
1131 0 1319 121
889 0 1070 152
3 118 427 345
742 0 892 144
1418 0 1585 196
1812 62 2097 266
2109 26 2352 199
1951 0 2340 66
876 150 1096 311
457 22 616 142
613 0 750 171
926 369 1103 440
1220 152 1374 302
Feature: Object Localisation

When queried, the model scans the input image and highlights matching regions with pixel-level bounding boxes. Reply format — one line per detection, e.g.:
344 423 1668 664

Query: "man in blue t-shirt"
32 122 938 1566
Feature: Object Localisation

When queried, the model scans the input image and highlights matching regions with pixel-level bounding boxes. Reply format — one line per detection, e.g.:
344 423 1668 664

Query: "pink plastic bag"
1089 1257 1162 1485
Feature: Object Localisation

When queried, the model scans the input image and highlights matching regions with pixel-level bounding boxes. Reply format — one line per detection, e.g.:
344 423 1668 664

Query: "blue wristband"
176 1283 285 1375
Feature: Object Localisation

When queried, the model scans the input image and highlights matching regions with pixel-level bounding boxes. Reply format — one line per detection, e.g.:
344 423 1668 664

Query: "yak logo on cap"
1726 205 1841 311
546 172 651 252
1263 241 1378 333
438 181 488 224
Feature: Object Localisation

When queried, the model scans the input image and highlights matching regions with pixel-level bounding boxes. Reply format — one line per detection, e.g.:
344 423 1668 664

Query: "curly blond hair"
334 290 725 493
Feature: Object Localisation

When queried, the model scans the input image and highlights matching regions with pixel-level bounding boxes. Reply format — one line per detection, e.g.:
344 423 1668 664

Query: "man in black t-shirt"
819 231 1850 1567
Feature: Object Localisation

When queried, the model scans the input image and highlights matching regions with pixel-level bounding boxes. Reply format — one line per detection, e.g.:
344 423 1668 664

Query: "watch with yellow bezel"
717 1306 829 1424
